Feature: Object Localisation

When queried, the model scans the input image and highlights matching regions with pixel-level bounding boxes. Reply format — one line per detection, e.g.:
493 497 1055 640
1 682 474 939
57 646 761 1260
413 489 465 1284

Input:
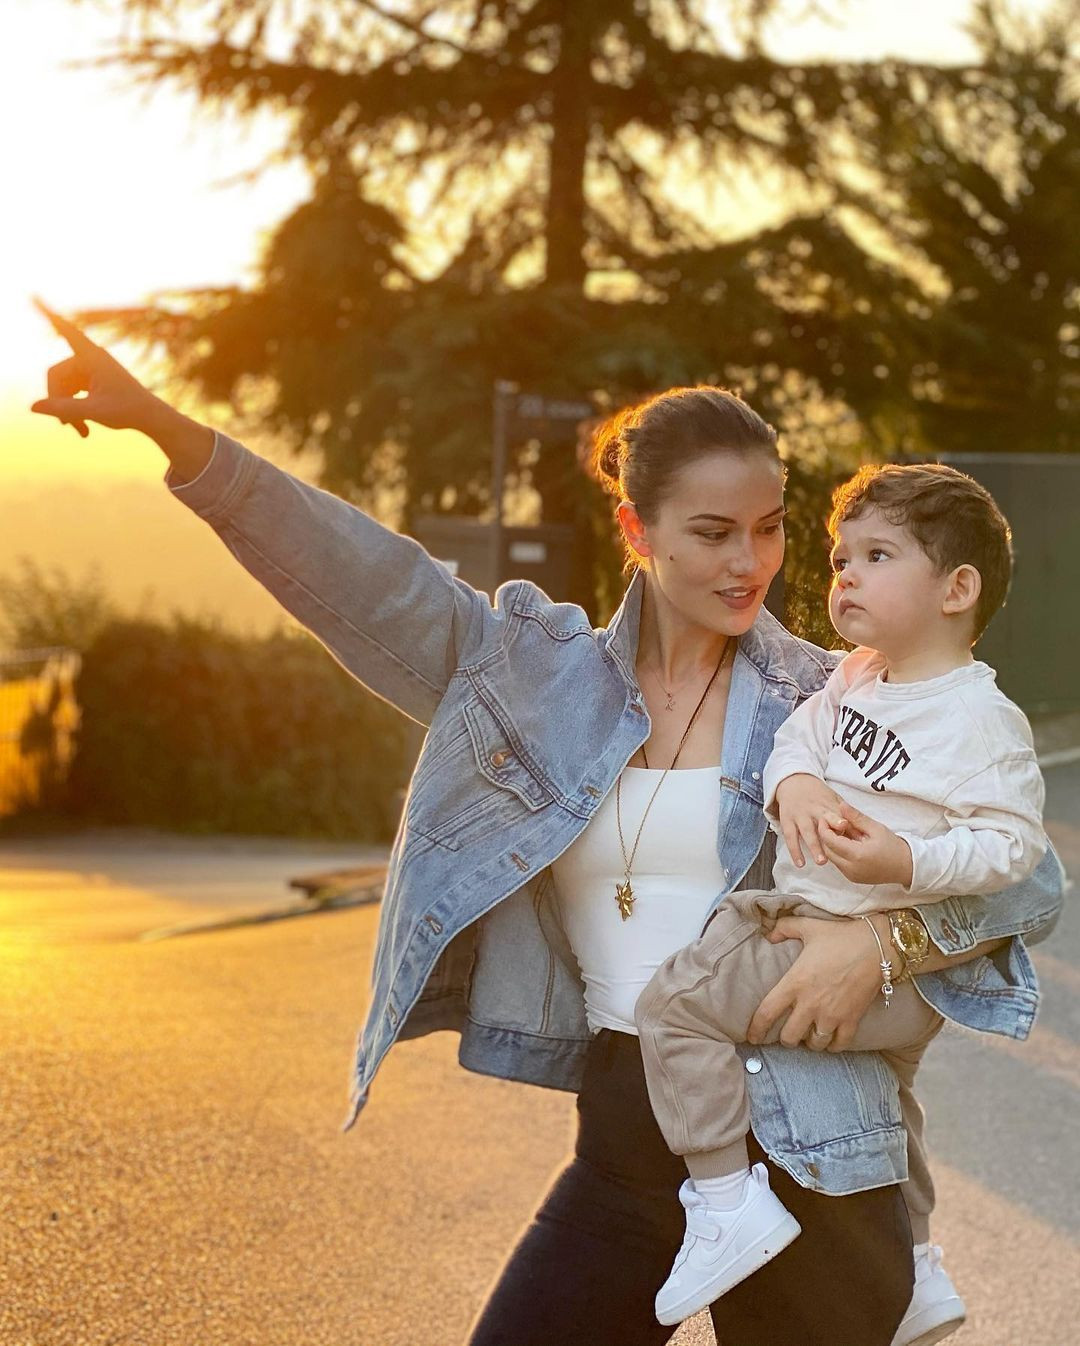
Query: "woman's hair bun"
587 405 635 497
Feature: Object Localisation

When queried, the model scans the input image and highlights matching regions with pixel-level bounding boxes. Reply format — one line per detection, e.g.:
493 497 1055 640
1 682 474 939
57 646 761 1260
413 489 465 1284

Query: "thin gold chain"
640 657 704 711
614 638 732 918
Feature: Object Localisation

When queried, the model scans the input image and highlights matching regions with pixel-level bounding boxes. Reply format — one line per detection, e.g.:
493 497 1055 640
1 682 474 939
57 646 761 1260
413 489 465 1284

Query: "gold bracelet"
860 915 895 1007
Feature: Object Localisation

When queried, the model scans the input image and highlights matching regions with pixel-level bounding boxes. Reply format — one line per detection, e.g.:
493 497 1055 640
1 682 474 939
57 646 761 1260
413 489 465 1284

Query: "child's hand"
816 803 914 887
774 773 846 868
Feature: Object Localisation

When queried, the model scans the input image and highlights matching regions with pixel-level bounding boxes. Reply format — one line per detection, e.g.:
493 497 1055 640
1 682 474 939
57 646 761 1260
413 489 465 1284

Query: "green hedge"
64 617 418 840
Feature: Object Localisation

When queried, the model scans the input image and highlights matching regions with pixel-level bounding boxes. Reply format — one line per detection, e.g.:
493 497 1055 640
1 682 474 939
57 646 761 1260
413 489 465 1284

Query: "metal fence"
0 647 81 817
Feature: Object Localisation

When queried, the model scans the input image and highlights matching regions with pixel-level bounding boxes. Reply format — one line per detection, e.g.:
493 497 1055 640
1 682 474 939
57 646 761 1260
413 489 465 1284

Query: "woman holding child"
33 304 1061 1346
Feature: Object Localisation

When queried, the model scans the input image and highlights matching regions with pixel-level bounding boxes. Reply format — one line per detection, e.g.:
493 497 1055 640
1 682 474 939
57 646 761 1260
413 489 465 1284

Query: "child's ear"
942 564 981 618
616 500 653 559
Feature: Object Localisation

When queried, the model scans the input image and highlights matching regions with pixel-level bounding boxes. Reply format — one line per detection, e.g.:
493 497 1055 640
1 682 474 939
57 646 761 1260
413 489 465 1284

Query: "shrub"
64 615 417 841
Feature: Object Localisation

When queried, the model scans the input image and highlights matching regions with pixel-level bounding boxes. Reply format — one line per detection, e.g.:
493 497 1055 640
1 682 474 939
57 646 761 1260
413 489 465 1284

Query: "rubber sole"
894 1302 966 1346
654 1211 802 1326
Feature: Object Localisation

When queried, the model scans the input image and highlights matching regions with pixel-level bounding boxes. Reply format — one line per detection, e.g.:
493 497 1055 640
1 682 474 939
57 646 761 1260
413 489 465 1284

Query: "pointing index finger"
32 297 98 357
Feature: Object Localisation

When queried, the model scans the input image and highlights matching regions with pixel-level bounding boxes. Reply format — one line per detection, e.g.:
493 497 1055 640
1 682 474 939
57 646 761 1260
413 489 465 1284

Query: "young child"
634 463 1048 1339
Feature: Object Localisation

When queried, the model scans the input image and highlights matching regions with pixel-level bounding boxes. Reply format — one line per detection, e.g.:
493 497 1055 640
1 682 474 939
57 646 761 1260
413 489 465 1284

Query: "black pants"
466 1029 913 1346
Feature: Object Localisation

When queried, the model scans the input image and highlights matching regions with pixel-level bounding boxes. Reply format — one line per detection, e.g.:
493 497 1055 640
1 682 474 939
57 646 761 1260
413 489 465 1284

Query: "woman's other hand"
30 299 161 439
773 773 845 869
746 914 884 1051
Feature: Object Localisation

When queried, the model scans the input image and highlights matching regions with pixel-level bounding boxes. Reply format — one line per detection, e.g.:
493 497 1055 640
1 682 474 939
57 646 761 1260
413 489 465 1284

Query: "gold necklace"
614 638 732 920
642 659 703 712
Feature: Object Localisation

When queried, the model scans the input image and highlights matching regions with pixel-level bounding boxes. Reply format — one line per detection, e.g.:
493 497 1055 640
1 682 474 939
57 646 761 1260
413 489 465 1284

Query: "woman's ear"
942 564 982 619
616 500 653 559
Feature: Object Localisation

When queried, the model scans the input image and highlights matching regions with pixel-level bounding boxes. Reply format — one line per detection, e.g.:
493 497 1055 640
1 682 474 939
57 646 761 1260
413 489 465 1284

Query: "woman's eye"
700 532 730 543
760 523 784 536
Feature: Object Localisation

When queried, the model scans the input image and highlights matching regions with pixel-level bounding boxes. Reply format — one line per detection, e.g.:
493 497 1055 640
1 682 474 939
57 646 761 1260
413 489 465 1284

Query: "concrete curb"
139 882 384 942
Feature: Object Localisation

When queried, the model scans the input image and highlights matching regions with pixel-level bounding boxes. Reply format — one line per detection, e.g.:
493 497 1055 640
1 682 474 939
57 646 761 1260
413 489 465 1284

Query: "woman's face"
618 449 786 638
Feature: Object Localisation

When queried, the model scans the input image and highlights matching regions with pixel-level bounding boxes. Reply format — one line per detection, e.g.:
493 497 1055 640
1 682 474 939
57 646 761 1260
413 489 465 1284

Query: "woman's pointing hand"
30 298 158 439
29 299 215 482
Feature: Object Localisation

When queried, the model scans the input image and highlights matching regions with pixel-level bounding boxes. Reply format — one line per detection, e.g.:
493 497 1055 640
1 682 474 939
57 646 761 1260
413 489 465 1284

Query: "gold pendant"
615 879 635 920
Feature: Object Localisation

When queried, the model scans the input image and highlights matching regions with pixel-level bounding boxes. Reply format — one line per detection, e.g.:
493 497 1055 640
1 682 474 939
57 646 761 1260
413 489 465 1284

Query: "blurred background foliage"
64 615 414 838
0 560 415 837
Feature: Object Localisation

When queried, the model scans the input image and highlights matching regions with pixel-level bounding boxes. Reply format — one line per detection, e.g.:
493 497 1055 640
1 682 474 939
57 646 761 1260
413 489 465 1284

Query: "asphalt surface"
2 768 1077 1346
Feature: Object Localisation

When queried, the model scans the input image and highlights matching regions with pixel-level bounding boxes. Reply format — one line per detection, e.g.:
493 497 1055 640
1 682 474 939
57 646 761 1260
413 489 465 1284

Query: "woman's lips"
714 586 759 611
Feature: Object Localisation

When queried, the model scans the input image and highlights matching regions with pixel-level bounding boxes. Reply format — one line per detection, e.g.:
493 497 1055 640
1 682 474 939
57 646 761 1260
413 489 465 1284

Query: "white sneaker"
654 1164 801 1326
891 1243 966 1346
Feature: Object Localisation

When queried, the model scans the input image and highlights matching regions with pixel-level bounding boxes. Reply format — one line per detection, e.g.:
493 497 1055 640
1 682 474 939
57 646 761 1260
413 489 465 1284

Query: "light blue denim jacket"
167 431 1064 1197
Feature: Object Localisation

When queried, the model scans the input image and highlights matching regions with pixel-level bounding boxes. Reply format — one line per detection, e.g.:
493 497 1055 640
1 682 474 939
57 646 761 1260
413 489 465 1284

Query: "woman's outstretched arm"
30 302 510 725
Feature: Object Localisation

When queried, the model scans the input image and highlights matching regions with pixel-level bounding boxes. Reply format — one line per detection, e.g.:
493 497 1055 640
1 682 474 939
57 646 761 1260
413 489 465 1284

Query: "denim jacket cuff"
164 430 257 523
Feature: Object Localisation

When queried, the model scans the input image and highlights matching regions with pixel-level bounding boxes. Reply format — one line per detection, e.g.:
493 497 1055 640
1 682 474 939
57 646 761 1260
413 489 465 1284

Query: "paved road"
1 770 1076 1346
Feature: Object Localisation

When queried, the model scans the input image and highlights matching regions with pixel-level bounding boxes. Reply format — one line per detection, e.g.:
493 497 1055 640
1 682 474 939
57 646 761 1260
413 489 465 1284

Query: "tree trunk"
544 4 591 289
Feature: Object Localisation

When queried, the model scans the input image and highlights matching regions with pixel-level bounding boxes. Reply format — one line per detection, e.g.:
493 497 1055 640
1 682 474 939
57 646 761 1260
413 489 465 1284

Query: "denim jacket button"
585 785 601 798
751 770 761 781
942 920 959 942
744 1056 763 1074
805 1162 820 1180
490 749 510 768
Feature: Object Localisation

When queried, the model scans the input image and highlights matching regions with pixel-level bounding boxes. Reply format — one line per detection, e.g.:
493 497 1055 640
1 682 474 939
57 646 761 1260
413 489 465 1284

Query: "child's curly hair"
829 463 1013 640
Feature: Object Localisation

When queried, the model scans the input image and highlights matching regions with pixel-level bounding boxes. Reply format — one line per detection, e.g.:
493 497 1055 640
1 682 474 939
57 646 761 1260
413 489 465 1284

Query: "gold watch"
888 909 930 982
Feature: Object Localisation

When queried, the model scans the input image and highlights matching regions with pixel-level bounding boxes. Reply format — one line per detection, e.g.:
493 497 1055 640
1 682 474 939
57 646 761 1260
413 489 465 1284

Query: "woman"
32 305 1061 1345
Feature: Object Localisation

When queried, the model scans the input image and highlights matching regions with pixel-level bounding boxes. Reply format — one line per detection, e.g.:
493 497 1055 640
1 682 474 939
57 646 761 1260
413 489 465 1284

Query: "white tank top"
549 766 725 1036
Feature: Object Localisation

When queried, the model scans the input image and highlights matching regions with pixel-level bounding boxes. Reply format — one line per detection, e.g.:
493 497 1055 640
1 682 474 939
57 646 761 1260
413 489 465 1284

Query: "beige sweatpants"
633 888 943 1243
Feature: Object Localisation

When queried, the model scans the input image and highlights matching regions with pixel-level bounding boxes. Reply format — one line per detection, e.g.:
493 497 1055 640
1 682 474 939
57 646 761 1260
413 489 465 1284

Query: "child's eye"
831 557 848 573
868 549 888 562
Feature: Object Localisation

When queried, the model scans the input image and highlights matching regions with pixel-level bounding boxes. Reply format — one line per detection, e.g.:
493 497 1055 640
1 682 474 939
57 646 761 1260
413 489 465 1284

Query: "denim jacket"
167 432 1065 1197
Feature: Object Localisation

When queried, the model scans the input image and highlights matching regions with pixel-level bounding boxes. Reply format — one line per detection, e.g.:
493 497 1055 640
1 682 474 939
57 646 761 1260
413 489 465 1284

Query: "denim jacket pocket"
410 697 554 851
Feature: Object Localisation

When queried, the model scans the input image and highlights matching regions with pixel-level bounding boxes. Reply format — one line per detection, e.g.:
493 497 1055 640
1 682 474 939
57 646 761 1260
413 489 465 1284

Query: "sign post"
489 383 594 592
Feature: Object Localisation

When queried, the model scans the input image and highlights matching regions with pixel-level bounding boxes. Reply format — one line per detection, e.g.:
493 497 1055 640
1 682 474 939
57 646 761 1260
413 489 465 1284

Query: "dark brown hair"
828 463 1013 640
588 386 782 571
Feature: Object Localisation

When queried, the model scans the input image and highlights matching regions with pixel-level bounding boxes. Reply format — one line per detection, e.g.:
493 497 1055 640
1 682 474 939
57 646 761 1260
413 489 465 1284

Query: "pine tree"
861 0 1078 457
76 0 1075 615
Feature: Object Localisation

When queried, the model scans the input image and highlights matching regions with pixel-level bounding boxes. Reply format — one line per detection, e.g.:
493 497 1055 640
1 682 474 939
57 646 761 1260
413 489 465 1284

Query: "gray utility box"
939 454 1080 713
412 514 576 601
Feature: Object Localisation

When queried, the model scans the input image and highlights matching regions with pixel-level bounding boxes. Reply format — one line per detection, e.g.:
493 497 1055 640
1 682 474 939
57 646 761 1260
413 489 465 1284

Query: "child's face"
828 510 953 658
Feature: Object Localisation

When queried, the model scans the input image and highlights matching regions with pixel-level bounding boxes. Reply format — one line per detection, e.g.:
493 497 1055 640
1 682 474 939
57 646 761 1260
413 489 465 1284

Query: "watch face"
897 913 929 955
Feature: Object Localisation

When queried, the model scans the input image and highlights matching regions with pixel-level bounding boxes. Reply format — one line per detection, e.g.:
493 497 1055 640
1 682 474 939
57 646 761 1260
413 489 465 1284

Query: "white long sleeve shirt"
761 648 1047 916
